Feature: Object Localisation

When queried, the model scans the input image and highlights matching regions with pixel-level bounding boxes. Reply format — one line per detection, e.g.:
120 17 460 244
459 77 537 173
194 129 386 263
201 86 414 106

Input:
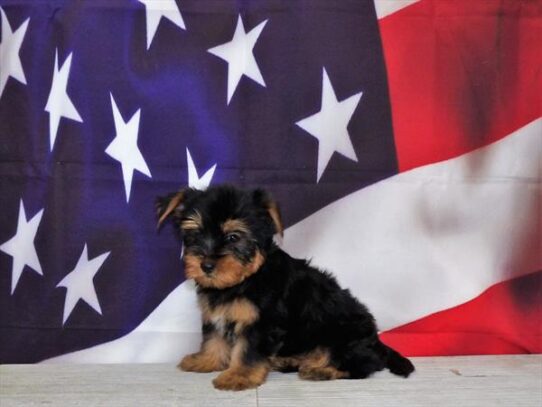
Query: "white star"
296 68 363 182
105 93 152 203
0 7 29 99
138 0 186 50
57 244 110 325
208 15 268 104
0 200 44 295
45 50 83 151
186 148 216 190
178 149 216 260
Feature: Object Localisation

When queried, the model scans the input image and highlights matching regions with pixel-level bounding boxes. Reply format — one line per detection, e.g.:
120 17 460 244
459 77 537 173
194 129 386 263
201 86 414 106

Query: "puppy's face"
157 186 282 289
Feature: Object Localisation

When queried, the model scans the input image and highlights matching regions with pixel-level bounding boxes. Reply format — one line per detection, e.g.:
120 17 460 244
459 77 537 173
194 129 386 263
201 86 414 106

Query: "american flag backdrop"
0 0 540 364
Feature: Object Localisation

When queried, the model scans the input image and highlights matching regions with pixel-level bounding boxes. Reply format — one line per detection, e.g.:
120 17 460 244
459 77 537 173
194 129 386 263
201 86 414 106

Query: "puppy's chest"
199 296 259 340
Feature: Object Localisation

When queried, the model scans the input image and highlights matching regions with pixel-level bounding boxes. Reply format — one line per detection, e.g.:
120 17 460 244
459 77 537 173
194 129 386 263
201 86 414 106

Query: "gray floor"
1 355 541 406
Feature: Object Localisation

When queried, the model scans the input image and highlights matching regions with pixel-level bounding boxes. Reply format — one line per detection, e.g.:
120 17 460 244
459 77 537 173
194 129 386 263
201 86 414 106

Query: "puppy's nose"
201 260 216 274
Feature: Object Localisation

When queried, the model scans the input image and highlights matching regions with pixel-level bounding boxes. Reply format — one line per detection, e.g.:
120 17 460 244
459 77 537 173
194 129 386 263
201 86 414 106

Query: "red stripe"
380 271 542 356
379 0 542 172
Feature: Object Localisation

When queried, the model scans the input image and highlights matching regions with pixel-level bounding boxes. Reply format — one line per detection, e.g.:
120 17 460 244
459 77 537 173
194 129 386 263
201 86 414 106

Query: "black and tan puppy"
157 185 414 391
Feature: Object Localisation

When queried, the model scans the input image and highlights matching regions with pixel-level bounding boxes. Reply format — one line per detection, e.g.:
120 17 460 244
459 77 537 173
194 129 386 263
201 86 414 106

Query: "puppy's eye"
225 233 240 243
183 233 197 246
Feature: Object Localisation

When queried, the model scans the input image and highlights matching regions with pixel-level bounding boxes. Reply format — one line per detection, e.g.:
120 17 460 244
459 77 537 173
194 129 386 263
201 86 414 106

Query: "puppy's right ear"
156 190 186 229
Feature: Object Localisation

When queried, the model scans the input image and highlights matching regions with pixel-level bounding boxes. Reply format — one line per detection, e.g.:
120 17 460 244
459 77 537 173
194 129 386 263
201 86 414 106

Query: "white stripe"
44 119 541 363
45 280 201 363
284 118 541 330
374 0 420 19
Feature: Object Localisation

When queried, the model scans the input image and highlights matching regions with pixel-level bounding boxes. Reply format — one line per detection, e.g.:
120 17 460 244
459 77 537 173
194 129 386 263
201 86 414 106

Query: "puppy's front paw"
212 367 267 391
178 353 200 371
178 353 223 373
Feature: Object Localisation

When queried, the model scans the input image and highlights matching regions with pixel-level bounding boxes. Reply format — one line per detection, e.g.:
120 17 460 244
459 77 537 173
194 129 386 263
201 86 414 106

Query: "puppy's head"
156 185 282 289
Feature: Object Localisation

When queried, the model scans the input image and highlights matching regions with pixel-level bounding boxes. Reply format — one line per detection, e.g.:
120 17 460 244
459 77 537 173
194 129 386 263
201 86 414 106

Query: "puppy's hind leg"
297 348 350 381
299 365 350 381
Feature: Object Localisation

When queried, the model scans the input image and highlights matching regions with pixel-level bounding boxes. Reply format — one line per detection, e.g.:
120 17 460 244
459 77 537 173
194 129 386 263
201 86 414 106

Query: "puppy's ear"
156 190 185 228
252 189 284 237
157 188 202 228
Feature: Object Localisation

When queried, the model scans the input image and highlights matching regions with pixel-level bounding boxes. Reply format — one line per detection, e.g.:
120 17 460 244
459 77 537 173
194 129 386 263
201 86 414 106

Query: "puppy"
157 185 414 391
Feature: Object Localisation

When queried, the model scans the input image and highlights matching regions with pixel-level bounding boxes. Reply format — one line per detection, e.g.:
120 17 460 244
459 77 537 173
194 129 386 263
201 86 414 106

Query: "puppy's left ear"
156 190 186 229
252 189 284 237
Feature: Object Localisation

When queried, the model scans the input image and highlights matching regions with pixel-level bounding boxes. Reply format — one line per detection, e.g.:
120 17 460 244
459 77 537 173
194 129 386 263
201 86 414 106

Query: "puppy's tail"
381 342 415 377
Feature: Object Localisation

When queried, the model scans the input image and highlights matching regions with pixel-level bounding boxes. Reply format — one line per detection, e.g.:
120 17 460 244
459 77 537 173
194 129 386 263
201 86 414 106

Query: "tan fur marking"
198 296 213 323
199 297 259 334
183 254 204 281
269 355 304 371
157 191 184 227
184 250 265 289
267 201 283 237
229 337 247 369
213 338 269 390
179 335 231 373
210 251 265 289
228 299 259 333
299 366 349 380
299 348 349 380
222 219 250 235
212 363 269 391
270 348 349 380
300 347 329 369
210 255 246 289
181 211 203 230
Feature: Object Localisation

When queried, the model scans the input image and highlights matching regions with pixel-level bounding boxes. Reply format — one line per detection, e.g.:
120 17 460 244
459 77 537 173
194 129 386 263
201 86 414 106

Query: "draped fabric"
0 0 540 363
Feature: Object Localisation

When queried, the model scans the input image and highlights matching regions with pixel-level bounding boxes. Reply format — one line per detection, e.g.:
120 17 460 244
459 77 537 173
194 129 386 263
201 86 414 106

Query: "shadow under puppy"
157 185 414 391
